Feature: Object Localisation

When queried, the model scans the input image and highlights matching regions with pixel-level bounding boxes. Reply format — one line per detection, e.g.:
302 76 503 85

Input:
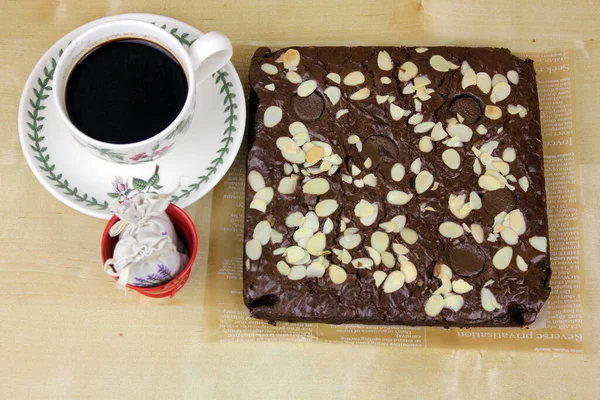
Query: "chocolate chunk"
291 92 325 121
482 189 516 216
362 135 399 166
449 244 486 277
450 95 483 124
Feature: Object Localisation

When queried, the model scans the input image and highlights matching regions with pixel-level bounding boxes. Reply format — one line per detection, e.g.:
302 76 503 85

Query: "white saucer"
18 13 246 219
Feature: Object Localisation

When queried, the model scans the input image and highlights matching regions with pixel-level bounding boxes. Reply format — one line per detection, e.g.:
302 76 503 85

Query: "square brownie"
243 46 551 327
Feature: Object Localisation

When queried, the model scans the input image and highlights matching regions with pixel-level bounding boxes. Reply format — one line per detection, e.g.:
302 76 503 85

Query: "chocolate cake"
243 46 551 327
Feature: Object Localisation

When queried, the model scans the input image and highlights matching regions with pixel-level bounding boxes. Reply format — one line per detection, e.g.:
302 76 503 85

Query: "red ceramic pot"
101 203 198 298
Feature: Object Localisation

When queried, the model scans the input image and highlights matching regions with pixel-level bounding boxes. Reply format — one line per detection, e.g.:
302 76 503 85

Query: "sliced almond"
298 80 318 98
305 146 325 166
271 229 283 244
365 246 381 266
340 249 352 264
315 199 339 217
516 255 529 271
410 158 422 175
444 294 465 311
352 257 374 270
276 136 300 154
491 81 511 103
500 228 518 245
276 261 291 276
460 61 471 75
283 163 293 175
415 170 434 194
303 178 330 195
476 125 488 136
391 215 407 232
336 109 349 119
414 121 435 134
400 227 418 245
376 95 389 104
363 173 377 187
492 246 513 270
265 83 275 91
288 265 307 280
392 242 410 256
285 246 307 264
508 210 526 235
424 294 445 316
439 222 464 238
492 73 508 87
381 76 392 84
413 75 431 88
507 104 521 115
447 123 473 142
379 221 397 233
481 286 502 312
418 136 434 153
430 122 448 141
478 173 504 191
351 164 361 176
326 72 341 84
283 49 300 70
430 55 450 72
469 191 482 210
529 236 547 253
264 106 283 128
402 82 416 94
383 270 405 293
341 174 352 184
371 231 390 253
398 61 418 82
401 261 417 283
339 233 362 250
373 270 387 288
377 50 394 71
354 199 375 218
484 105 502 120
433 263 453 279
286 211 304 227
507 70 519 84
387 190 413 205
353 179 364 188
408 113 424 125
328 265 347 284
416 47 428 53
302 211 319 233
350 87 370 100
461 69 476 89
253 220 272 245
518 176 529 192
390 103 405 120
261 63 278 75
473 159 482 175
381 251 395 269
247 170 265 192
306 262 326 278
343 71 365 86
286 71 302 84
475 72 492 94
245 239 262 261
452 279 474 294
306 232 326 256
442 149 461 170
249 198 267 213
324 86 341 105
391 163 405 182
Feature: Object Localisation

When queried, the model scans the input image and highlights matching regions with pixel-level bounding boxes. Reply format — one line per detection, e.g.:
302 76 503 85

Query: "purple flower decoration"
161 231 168 236
112 176 129 194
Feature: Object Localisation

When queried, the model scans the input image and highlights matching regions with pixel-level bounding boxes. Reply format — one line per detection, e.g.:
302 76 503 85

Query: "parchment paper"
203 45 585 353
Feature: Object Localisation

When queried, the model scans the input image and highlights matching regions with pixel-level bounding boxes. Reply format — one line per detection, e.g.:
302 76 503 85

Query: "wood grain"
0 0 599 398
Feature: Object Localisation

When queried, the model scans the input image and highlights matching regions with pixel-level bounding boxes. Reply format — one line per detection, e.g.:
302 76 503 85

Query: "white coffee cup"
53 20 232 165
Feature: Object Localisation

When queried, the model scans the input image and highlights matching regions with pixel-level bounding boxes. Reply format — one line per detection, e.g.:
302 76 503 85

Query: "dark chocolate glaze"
244 46 551 327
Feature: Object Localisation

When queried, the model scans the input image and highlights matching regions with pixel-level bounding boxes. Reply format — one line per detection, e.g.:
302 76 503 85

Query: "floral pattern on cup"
107 165 163 202
129 143 175 164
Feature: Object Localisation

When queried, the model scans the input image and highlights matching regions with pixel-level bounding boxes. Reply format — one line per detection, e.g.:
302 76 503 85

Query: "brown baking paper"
203 46 585 352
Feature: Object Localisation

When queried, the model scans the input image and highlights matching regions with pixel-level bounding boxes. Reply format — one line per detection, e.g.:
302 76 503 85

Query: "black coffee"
65 39 188 145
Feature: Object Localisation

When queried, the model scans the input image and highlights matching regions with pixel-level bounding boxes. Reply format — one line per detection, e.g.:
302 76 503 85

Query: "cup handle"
188 31 233 85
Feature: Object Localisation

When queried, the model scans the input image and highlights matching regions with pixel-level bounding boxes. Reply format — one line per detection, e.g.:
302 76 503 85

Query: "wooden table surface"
1 0 599 398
